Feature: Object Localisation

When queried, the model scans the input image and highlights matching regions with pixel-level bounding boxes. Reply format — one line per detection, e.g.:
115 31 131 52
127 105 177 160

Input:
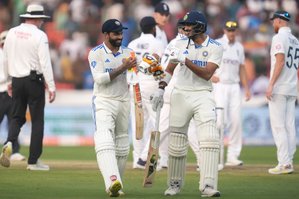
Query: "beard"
109 37 122 47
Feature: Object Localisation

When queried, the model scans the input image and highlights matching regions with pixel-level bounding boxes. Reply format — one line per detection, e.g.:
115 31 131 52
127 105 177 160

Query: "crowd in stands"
0 0 298 94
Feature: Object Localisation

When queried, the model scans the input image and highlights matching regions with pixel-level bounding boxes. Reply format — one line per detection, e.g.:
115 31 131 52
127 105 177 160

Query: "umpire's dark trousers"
6 76 45 164
0 91 21 154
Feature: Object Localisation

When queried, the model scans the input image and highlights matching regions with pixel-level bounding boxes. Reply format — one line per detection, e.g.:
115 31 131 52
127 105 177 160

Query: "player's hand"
169 47 186 64
150 88 164 112
245 89 251 101
137 55 158 75
123 57 137 70
49 91 56 103
7 84 12 98
151 64 166 81
266 84 273 100
211 76 220 83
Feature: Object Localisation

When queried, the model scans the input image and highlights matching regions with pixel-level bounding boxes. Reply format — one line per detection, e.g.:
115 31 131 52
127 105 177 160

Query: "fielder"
213 21 251 166
88 19 137 197
153 2 170 49
127 16 164 169
150 11 223 197
267 10 297 174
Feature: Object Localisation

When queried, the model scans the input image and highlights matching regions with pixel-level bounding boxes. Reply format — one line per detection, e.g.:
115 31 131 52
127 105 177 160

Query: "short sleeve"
272 35 285 55
208 45 223 68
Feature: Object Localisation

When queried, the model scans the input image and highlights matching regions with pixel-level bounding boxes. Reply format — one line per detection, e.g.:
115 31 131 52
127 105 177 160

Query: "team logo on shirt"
275 44 281 50
91 61 97 68
202 51 208 57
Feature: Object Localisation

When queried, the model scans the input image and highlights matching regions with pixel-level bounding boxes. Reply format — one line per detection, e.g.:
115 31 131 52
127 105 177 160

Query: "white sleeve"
208 45 223 68
272 35 285 55
38 33 56 92
240 44 245 65
88 49 110 85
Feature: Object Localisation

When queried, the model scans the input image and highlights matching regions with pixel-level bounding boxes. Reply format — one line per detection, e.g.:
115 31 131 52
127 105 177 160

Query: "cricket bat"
131 51 144 140
142 104 161 188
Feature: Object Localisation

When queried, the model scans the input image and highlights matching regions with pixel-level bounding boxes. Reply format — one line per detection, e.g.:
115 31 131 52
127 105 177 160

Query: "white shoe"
27 159 50 171
0 142 12 167
164 183 180 195
10 153 26 161
225 159 243 166
197 165 200 172
268 164 294 174
201 185 220 197
108 180 122 197
218 164 224 171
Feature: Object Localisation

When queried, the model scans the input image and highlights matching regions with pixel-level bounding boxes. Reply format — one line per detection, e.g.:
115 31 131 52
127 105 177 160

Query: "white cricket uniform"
157 34 201 167
213 34 245 162
269 27 298 166
170 36 223 133
3 23 55 91
156 25 168 49
127 33 164 167
88 42 132 191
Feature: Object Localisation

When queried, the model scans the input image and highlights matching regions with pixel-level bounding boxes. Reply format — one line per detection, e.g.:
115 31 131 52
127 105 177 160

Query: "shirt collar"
278 27 291 34
103 42 123 56
140 33 155 39
222 34 230 44
188 35 210 48
20 23 38 29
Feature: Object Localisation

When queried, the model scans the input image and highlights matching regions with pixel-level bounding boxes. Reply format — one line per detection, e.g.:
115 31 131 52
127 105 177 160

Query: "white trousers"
268 94 297 166
214 83 242 161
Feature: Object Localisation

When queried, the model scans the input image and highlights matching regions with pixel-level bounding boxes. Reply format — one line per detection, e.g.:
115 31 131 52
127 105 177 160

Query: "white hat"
20 5 50 19
0 30 8 45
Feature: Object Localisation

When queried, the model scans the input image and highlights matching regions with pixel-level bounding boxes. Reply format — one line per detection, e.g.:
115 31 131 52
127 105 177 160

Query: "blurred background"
0 0 298 146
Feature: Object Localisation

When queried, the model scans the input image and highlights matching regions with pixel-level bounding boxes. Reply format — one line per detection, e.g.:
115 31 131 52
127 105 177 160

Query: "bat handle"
130 51 138 74
155 104 161 132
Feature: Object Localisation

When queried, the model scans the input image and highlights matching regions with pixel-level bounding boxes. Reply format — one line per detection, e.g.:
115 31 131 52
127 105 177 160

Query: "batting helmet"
179 11 207 34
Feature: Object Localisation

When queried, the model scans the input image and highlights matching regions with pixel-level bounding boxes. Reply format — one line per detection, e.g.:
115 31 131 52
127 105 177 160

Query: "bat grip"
130 51 138 74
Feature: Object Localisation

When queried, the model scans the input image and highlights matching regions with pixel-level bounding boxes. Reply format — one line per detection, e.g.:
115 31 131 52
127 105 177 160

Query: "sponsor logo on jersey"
202 51 208 57
110 175 117 181
191 60 207 67
137 43 149 49
275 44 281 50
105 59 110 63
222 58 239 65
288 38 299 45
183 50 189 54
106 68 127 75
91 61 97 68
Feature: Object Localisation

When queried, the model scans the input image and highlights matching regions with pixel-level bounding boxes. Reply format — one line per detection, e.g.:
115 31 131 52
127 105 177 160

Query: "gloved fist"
150 88 164 112
169 47 186 64
137 55 158 75
151 64 166 81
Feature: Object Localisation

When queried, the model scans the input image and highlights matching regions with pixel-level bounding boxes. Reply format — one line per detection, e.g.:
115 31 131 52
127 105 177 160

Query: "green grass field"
0 146 298 199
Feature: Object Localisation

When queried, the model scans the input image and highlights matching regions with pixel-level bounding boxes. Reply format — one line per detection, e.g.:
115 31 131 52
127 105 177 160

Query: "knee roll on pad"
94 129 115 154
198 122 219 191
167 132 189 188
115 134 130 157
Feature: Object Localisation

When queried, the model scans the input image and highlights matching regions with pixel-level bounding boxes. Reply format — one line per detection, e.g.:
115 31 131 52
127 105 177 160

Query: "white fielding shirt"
88 42 132 101
270 27 298 96
128 33 164 83
174 36 223 91
3 23 55 91
215 34 245 84
156 25 168 49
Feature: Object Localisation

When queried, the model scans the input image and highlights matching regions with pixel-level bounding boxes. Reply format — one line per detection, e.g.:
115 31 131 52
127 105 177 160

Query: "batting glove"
151 64 166 81
137 55 158 75
150 88 164 112
169 47 186 64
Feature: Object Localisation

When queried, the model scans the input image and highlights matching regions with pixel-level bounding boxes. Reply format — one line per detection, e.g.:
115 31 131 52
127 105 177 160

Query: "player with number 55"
267 10 298 174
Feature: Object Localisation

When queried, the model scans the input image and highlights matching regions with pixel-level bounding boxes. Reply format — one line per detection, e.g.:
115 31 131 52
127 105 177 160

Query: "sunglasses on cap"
274 12 290 20
225 21 237 28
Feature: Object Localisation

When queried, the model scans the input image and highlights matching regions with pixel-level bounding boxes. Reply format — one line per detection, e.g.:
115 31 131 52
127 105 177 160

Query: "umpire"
0 4 56 171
